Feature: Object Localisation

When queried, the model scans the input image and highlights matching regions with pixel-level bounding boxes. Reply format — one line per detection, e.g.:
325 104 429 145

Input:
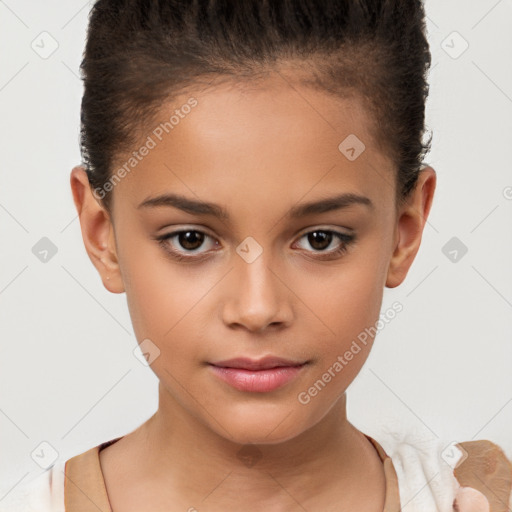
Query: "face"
74 75 432 446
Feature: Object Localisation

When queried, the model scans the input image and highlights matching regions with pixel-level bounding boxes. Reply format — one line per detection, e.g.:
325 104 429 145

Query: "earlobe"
385 166 436 288
70 165 125 294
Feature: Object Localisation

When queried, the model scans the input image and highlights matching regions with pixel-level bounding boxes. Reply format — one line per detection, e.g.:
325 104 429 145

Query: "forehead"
111 77 395 217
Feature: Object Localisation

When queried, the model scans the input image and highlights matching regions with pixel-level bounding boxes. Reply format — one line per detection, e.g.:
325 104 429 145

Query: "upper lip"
209 356 307 370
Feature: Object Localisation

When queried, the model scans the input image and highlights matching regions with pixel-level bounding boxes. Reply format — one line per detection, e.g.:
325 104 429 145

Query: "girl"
2 0 511 511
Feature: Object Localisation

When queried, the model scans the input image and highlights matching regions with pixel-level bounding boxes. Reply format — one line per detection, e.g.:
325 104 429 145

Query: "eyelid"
295 224 355 237
156 223 215 236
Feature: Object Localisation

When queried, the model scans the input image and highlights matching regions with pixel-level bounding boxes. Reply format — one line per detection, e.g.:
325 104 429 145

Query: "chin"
211 406 311 446
229 428 303 447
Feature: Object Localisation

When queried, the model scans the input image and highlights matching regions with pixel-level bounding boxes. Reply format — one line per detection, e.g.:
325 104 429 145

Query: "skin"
70 74 436 511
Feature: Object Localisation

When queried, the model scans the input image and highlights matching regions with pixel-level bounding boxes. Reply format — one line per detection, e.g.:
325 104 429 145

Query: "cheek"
118 235 210 355
122 259 217 404
293 239 390 385
288 258 388 415
295 254 387 344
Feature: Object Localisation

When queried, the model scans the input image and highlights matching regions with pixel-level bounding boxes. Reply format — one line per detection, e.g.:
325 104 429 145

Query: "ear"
386 166 436 288
70 165 125 293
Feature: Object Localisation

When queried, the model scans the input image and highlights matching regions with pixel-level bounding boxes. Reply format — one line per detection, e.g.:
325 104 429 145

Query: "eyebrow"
137 192 373 220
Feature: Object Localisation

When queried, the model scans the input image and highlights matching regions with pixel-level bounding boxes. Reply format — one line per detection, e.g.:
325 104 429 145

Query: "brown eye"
178 230 205 251
155 228 219 262
294 228 355 260
307 231 332 251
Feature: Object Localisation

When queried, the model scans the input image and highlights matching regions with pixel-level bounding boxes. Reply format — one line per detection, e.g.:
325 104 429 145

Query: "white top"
0 461 66 512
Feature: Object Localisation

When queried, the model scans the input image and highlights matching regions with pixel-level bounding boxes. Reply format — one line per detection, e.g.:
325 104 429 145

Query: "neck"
125 384 382 511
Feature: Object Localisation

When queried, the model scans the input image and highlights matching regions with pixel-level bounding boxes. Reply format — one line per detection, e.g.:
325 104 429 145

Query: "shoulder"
0 436 120 512
373 427 512 512
0 461 66 512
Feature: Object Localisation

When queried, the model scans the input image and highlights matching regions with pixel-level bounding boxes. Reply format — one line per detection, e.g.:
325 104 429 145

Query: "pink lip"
208 357 307 393
210 356 306 370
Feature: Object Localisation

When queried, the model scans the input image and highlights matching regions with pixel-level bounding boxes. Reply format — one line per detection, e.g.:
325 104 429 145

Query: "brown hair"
79 0 433 213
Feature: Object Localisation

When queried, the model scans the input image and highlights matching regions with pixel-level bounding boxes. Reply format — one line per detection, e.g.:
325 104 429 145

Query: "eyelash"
154 228 355 263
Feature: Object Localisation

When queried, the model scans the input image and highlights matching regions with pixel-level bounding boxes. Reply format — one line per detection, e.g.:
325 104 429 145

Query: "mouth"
208 356 309 392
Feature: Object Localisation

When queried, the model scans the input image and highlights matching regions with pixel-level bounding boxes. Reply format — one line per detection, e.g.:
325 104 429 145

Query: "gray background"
1 0 511 492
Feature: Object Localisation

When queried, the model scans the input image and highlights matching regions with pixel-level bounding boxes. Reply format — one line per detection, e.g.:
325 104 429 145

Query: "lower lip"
209 364 305 392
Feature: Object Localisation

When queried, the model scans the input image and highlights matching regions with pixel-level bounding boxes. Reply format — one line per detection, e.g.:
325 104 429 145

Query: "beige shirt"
63 434 401 511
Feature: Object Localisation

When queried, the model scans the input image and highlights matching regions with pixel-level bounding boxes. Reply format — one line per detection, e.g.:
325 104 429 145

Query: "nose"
221 248 293 333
